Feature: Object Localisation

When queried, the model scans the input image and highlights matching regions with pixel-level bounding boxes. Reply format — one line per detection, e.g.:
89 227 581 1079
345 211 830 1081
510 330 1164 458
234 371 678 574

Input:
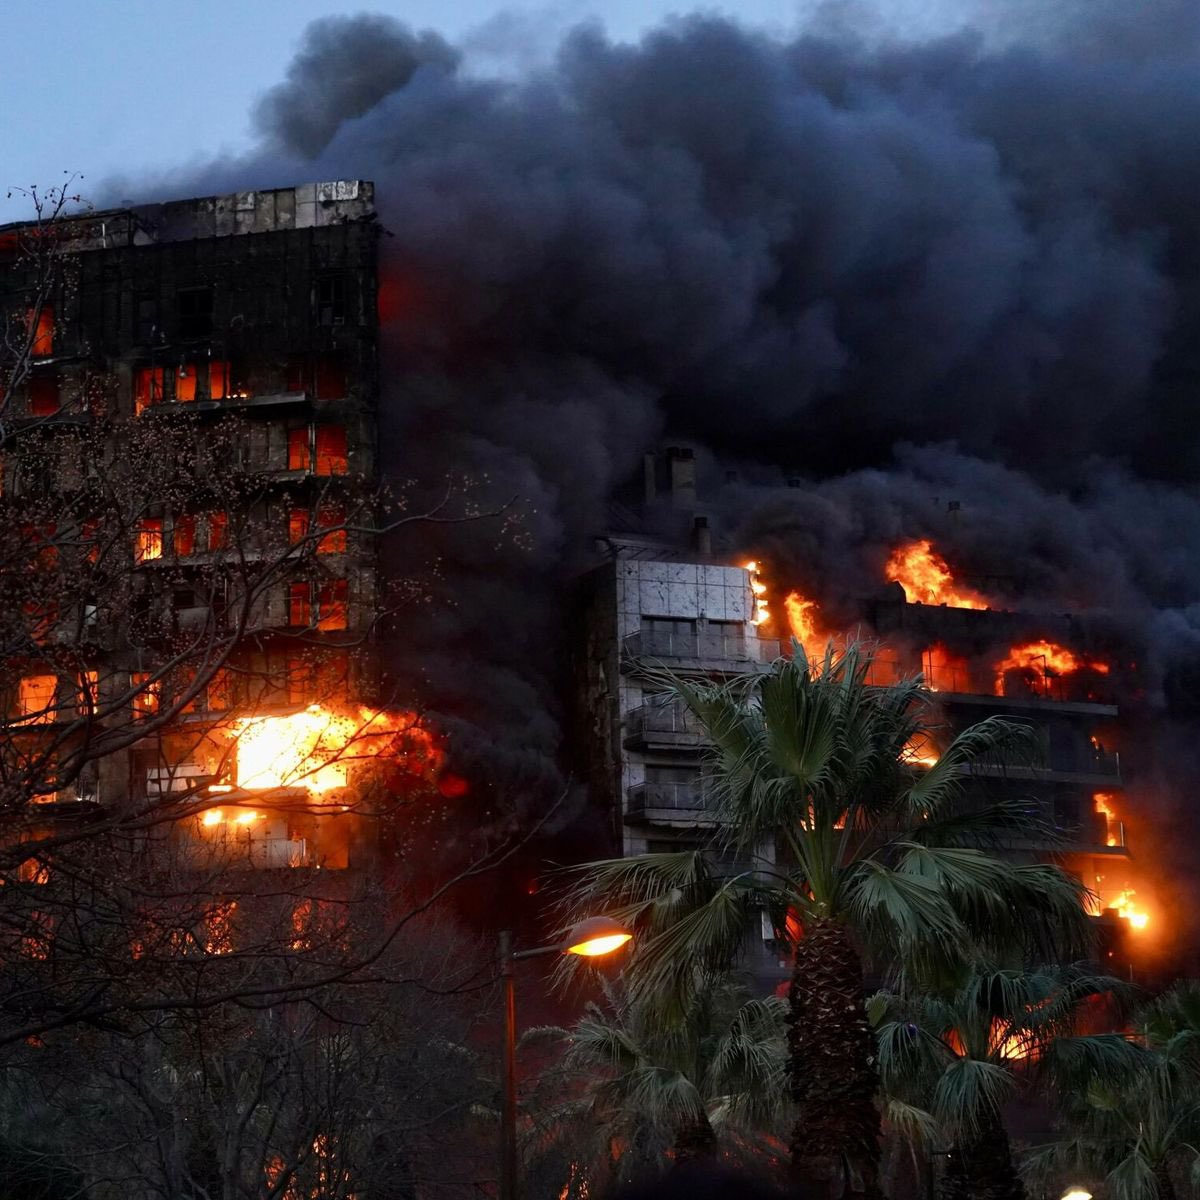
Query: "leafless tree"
0 182 519 1050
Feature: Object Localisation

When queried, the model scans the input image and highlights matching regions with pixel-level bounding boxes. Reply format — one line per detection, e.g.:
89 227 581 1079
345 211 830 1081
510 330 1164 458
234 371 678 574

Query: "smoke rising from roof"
115 5 1200 892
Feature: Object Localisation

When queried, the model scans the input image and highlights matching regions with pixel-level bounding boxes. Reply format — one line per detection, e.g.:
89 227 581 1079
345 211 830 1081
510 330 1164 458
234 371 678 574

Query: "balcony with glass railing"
623 698 707 748
621 628 780 672
626 780 716 821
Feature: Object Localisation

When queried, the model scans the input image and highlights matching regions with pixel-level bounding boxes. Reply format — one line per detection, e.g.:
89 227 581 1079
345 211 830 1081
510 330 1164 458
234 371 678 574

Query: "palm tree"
565 643 1091 1199
873 963 1131 1200
1029 982 1200 1200
522 971 789 1195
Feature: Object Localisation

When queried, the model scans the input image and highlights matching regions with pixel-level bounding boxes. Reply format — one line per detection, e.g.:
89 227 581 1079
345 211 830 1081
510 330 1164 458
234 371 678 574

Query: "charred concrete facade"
0 182 382 870
577 449 770 858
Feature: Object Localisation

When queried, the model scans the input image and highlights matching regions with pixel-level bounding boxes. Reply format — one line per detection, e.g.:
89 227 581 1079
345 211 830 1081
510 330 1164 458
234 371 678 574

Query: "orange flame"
1111 888 1149 931
886 540 988 609
784 591 819 645
743 561 770 626
903 735 940 768
1093 793 1120 847
922 643 970 693
229 704 440 798
993 641 1110 696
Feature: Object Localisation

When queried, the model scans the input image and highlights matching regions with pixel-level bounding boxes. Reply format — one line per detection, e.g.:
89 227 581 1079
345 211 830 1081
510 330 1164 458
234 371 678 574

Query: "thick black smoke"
113 7 1200 916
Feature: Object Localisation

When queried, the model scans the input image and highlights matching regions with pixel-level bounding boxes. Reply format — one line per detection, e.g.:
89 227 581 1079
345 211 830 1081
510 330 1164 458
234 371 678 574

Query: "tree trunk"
1154 1165 1178 1200
935 1147 970 1200
955 1116 1025 1200
673 1108 719 1165
787 917 881 1200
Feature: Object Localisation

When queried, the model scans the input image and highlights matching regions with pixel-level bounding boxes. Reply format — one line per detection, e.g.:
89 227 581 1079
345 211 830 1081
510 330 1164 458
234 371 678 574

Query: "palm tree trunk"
787 916 881 1200
673 1109 718 1164
936 1146 970 1200
1154 1165 1178 1200
956 1116 1025 1200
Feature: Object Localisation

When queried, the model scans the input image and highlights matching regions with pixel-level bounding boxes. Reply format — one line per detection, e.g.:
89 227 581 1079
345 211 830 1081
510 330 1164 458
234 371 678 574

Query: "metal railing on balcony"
1089 747 1121 776
622 629 780 666
627 781 714 816
925 661 1113 705
624 699 705 741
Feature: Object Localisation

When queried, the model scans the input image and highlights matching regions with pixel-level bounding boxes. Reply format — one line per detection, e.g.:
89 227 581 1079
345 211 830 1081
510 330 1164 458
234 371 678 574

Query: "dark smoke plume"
253 16 460 158
110 4 1200 940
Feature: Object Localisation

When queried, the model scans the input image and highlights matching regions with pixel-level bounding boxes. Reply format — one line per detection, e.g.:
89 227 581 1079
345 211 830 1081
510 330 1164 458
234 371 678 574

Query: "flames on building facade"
743 538 1154 945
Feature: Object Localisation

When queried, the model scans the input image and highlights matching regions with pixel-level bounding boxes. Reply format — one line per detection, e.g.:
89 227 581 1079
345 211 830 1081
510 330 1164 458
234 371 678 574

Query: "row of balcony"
624 779 1129 854
622 698 1122 781
621 630 780 672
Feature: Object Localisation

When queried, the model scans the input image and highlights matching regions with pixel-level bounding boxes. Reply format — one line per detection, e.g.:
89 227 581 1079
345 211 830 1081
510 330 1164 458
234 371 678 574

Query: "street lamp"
498 917 632 1200
1061 1191 1093 1200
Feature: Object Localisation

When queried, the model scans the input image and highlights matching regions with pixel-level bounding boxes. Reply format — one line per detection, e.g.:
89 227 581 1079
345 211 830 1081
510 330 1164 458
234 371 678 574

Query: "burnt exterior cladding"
0 182 381 842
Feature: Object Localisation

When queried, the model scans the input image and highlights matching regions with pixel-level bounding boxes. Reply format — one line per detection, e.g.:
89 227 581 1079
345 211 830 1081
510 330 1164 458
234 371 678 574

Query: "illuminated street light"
498 917 632 1200
1062 1189 1093 1200
563 915 634 956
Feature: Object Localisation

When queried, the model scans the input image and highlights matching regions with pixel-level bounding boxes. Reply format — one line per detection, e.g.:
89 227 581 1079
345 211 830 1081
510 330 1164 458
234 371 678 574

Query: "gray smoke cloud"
253 15 460 158
111 5 1200 907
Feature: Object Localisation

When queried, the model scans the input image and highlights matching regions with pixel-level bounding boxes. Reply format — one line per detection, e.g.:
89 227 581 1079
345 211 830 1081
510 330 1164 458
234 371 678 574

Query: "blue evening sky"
1 0 967 222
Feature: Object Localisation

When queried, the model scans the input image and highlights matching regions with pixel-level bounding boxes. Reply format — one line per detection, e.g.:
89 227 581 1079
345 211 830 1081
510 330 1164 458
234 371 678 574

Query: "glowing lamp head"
1062 1190 1093 1200
563 916 633 957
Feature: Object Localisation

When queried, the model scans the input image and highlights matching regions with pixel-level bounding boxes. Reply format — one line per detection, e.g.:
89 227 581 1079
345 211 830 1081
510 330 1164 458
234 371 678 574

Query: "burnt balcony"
626 780 717 823
623 699 707 749
925 662 1117 716
621 629 780 674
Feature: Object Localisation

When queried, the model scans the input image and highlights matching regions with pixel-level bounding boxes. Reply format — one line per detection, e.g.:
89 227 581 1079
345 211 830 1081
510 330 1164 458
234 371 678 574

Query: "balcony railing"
627 781 713 817
622 629 780 667
925 662 1112 705
624 699 706 743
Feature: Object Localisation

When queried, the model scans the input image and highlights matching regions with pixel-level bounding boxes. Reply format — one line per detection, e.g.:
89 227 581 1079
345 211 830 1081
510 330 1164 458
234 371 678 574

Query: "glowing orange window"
135 367 165 415
135 518 164 563
288 582 312 628
316 507 346 553
130 672 160 717
209 360 229 400
207 512 228 551
18 858 50 885
316 579 348 630
314 426 348 475
173 514 195 557
28 372 60 416
288 508 345 553
28 306 54 358
18 675 56 724
288 510 309 544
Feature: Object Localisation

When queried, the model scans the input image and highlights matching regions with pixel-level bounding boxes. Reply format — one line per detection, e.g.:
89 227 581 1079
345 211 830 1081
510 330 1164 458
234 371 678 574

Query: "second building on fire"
575 448 1139 958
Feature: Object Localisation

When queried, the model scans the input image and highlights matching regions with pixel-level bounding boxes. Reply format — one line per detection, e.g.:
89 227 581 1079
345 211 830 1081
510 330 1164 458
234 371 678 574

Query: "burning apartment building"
0 180 439 877
576 451 1145 967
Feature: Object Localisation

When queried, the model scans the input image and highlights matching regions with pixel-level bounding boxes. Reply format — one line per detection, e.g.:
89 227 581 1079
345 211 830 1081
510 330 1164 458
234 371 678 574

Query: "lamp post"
498 916 633 1200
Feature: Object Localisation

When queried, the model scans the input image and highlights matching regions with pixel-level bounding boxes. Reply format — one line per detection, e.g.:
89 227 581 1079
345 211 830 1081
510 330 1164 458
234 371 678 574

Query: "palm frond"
931 1056 1015 1137
844 858 965 960
882 1097 940 1147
